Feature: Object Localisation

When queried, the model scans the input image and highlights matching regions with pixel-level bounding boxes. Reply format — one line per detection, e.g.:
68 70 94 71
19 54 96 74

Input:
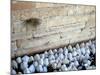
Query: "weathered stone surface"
14 28 93 49
11 2 96 57
12 22 84 41
12 13 95 33
85 15 96 27
11 1 36 11
12 5 95 21
13 21 26 33
11 41 17 51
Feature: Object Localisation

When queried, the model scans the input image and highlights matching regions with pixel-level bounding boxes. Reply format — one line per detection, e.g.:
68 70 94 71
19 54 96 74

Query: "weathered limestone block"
35 2 70 8
85 14 96 27
15 27 93 50
11 38 70 58
44 15 90 28
69 33 95 44
11 41 17 51
12 13 95 34
16 39 24 48
34 22 85 38
12 32 33 41
11 22 85 41
35 3 54 8
11 1 36 11
12 5 95 22
13 21 26 33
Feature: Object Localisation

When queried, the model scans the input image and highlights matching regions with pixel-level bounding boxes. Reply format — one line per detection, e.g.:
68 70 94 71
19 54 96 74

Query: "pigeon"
40 54 45 59
58 48 63 53
52 62 57 69
73 47 77 51
48 49 54 55
44 58 49 66
11 69 16 75
72 50 77 57
68 45 73 52
48 54 55 61
76 43 80 49
29 56 34 62
11 60 18 69
43 66 48 72
23 68 31 74
62 58 69 64
61 64 68 71
80 42 85 48
56 62 61 68
80 47 86 55
63 47 68 56
44 51 48 58
18 72 22 74
49 59 55 65
59 53 64 60
53 49 57 54
84 53 90 60
38 59 44 66
22 55 29 62
71 66 78 71
85 47 90 55
36 65 43 72
29 64 35 73
68 53 73 61
20 61 28 71
74 60 79 67
34 54 40 61
33 61 38 67
16 57 22 64
54 53 58 59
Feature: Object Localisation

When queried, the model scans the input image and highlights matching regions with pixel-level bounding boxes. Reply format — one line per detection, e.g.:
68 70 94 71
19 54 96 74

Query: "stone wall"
11 1 96 58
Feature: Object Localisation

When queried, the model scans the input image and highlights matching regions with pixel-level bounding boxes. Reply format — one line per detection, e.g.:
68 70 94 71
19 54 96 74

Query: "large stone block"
12 5 95 22
13 21 26 33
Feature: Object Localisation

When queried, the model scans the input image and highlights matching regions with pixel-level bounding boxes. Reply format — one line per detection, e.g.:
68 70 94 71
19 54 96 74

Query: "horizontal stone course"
12 5 95 22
